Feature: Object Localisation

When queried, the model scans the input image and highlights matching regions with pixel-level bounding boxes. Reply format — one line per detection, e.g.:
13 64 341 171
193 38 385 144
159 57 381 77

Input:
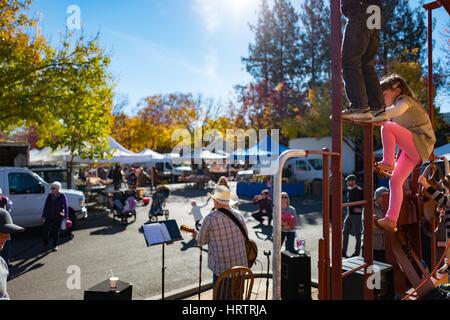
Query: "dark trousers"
0 240 11 262
342 13 384 110
252 210 272 226
281 231 296 253
42 218 61 248
343 213 362 256
195 220 201 231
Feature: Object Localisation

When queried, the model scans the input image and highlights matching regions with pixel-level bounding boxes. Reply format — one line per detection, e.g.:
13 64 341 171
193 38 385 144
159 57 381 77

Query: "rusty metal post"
318 238 325 300
425 3 437 271
427 8 434 126
363 125 375 300
321 149 331 299
330 0 343 300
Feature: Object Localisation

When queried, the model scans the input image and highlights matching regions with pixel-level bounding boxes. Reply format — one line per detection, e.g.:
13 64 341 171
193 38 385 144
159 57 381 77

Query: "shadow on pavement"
8 228 74 280
252 224 273 242
180 239 208 253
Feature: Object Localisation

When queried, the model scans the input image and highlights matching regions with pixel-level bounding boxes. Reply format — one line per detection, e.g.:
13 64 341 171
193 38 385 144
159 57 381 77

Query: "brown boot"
377 218 398 232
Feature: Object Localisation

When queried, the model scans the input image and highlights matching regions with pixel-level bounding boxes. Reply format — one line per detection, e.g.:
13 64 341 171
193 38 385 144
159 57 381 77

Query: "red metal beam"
439 0 450 13
330 0 343 300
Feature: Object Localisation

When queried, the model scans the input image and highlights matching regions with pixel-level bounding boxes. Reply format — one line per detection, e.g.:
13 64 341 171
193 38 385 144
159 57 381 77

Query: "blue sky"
31 0 449 113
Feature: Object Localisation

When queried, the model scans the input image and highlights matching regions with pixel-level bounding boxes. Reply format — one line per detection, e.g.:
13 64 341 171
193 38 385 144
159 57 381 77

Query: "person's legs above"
342 16 371 118
362 28 384 112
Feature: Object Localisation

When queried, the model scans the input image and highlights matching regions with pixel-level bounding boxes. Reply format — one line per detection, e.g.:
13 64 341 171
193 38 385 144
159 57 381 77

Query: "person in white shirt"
190 199 210 230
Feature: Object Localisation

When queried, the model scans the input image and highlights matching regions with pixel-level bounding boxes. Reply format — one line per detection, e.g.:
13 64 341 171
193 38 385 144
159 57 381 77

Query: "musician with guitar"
185 185 256 300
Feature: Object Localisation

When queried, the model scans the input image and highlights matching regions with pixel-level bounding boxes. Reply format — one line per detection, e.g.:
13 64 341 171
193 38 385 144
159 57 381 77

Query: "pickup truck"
0 167 87 229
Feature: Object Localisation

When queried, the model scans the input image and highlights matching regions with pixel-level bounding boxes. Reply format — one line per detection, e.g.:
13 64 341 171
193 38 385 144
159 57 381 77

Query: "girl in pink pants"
364 75 436 232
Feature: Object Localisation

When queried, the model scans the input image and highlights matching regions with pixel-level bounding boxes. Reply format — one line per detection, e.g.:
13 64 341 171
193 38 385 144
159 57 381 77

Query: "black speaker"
84 280 133 300
281 251 312 300
341 257 394 300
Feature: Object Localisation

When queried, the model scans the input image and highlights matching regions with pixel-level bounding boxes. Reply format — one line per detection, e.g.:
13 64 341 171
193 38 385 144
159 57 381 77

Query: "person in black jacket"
41 182 68 252
342 175 364 258
341 0 385 121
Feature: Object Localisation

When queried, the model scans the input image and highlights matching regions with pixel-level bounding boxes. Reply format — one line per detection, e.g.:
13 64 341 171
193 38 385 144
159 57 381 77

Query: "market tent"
138 148 166 161
31 137 152 165
175 148 227 162
435 143 450 157
231 135 289 159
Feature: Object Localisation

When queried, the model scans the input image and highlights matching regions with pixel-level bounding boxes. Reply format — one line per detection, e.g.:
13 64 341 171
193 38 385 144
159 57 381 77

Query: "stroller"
112 190 138 225
149 186 170 222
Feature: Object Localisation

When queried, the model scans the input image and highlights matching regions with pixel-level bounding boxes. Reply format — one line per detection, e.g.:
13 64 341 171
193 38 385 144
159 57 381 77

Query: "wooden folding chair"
213 266 254 300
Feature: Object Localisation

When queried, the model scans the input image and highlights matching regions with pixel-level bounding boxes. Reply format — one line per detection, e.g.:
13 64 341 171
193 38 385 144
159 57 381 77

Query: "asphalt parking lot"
6 183 336 300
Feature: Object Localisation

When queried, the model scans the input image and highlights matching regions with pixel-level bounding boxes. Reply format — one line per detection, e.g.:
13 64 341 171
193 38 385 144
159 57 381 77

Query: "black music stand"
142 219 183 300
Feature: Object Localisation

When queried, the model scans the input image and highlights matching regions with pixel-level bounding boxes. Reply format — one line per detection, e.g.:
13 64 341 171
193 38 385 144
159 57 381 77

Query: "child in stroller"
112 190 138 225
149 186 170 222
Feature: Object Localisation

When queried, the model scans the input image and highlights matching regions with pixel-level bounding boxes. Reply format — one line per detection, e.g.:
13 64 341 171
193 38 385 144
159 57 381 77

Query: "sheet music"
160 223 171 242
142 220 183 246
143 224 165 246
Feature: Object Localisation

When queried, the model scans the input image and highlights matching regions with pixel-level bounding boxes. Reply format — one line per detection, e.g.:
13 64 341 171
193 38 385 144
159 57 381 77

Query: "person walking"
192 185 248 300
42 182 68 252
0 208 24 300
342 175 364 258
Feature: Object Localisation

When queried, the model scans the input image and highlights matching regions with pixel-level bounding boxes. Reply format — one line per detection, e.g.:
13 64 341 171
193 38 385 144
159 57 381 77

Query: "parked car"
30 166 77 189
0 167 87 229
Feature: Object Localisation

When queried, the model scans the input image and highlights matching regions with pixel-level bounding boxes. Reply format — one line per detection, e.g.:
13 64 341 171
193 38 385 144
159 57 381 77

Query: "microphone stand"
198 244 203 300
264 250 272 300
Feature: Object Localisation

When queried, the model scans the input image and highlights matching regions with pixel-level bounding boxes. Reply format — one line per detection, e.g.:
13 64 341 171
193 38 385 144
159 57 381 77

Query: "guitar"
180 224 196 235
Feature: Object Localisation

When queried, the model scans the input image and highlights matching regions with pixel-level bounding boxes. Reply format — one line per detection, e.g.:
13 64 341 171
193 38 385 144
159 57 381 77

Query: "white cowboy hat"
208 185 239 206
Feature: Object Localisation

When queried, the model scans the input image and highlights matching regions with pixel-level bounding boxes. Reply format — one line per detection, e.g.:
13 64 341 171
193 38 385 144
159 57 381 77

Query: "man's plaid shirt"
197 208 248 275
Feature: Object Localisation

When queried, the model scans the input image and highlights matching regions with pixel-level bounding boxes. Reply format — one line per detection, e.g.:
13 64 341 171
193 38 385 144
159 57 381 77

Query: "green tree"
37 35 115 188
242 0 302 90
380 0 427 73
298 0 331 88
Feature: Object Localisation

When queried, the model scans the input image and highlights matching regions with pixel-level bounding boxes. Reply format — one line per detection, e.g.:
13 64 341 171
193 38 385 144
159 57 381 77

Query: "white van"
0 167 87 229
285 157 324 181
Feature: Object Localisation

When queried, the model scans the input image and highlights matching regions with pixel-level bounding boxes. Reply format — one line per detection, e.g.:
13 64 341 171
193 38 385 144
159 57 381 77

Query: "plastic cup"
109 277 119 290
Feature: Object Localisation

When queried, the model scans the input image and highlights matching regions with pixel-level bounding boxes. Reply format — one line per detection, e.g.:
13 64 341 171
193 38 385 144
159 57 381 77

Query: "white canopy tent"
30 137 154 165
174 148 227 162
138 148 167 161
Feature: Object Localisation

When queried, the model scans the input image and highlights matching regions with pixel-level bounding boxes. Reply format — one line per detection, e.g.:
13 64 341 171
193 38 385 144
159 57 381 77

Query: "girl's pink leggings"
381 122 421 222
